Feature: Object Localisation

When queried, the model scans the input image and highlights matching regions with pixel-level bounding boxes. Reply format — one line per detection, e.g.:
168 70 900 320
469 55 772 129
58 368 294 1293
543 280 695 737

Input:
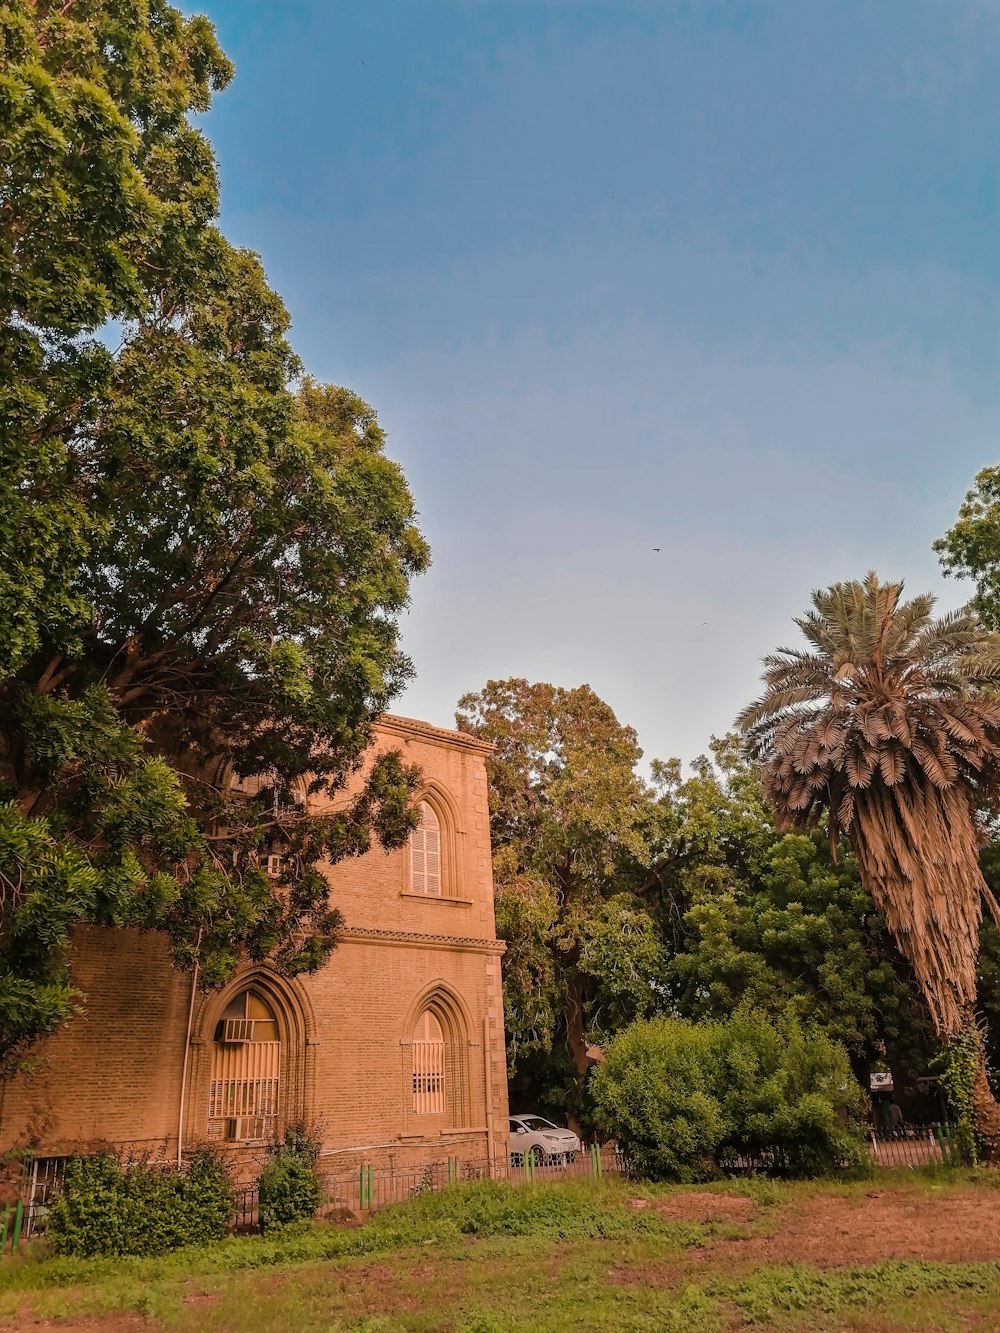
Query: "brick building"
0 716 510 1181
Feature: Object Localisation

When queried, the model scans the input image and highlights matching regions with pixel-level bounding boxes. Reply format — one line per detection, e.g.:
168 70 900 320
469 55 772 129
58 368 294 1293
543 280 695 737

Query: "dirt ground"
638 1183 1000 1266
646 1191 757 1224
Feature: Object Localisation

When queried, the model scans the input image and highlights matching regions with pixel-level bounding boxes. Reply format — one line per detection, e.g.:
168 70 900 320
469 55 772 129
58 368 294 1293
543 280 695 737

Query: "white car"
508 1114 581 1166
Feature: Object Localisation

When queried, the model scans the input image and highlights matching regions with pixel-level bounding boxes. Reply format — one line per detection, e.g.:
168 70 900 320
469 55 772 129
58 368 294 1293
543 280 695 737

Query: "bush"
714 1010 869 1176
258 1125 322 1229
592 1009 867 1181
48 1150 234 1257
588 1017 726 1181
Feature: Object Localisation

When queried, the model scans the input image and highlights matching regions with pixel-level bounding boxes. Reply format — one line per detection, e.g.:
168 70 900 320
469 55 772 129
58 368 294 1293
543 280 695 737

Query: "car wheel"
526 1145 545 1168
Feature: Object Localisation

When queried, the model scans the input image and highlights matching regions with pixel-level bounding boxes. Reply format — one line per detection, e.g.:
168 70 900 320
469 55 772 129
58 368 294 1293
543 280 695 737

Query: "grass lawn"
4 1170 1000 1331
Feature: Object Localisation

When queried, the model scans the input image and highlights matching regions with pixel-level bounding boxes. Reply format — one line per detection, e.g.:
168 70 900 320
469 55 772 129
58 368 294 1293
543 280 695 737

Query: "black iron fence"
3 1126 964 1253
868 1122 959 1168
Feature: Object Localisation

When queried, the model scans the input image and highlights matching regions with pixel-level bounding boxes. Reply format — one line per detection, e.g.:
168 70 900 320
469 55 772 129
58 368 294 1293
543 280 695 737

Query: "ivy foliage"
0 2 429 1070
939 1026 982 1166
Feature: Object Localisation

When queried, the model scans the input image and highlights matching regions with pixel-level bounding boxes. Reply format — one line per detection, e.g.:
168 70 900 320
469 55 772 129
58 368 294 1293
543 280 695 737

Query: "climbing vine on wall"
940 1025 982 1166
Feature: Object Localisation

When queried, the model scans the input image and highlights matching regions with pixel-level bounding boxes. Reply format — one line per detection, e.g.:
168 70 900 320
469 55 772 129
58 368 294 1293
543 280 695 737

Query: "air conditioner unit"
266 854 283 878
222 1018 254 1044
223 1116 266 1143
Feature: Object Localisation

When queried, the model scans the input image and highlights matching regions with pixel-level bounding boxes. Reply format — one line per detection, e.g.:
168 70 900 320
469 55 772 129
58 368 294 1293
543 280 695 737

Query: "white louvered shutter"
410 802 441 895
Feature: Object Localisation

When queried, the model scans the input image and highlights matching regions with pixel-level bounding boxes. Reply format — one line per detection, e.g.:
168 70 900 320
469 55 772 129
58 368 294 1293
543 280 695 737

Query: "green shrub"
588 1017 726 1181
592 1009 867 1181
48 1150 234 1257
257 1125 322 1230
714 1010 869 1176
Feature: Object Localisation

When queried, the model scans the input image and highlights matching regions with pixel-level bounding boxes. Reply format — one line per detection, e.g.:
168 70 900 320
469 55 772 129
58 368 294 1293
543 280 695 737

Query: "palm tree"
738 572 1000 1150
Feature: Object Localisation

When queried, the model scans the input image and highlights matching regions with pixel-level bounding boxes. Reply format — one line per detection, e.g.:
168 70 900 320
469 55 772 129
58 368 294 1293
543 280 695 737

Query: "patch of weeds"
364 1181 703 1244
453 1278 723 1333
718 1260 1000 1325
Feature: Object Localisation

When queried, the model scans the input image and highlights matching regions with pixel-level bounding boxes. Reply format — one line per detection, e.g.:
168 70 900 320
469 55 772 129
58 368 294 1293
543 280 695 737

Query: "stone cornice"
339 924 506 956
375 713 494 757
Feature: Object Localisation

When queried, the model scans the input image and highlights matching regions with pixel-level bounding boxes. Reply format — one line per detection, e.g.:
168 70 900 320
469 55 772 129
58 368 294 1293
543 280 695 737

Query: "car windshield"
516 1117 559 1132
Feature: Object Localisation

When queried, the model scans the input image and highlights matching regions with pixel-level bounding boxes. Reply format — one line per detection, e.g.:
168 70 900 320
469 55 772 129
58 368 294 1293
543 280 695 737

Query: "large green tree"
647 743 935 1077
738 573 1000 1149
455 680 661 1122
935 466 1000 632
0 1 430 1072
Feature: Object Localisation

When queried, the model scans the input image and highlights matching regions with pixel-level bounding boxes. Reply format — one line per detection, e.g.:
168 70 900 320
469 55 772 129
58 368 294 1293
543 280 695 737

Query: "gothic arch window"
412 1010 446 1114
407 987 471 1127
209 990 282 1143
409 801 442 896
405 787 463 899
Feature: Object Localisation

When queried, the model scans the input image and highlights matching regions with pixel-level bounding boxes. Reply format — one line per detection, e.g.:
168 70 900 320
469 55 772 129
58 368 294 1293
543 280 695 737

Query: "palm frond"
740 572 1000 1040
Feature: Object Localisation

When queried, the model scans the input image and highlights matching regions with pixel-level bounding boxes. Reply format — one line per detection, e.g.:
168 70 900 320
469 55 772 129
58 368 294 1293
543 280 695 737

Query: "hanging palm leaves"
739 573 1000 1044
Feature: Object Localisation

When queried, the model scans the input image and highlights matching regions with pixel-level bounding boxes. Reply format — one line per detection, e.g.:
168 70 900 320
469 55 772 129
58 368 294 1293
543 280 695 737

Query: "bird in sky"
652 547 661 552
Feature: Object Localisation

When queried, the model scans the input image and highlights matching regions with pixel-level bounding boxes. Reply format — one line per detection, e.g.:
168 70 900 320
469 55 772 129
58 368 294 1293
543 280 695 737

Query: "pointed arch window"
406 990 471 1127
412 1010 446 1114
209 990 281 1142
409 801 442 896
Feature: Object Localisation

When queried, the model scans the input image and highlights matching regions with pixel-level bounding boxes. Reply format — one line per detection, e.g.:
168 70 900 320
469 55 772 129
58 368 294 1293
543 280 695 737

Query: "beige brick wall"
0 716 510 1176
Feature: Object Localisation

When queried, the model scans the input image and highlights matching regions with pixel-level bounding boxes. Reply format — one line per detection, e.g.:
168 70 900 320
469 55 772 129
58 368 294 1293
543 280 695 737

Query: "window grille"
412 1011 446 1114
409 801 441 896
25 1157 68 1238
209 991 280 1142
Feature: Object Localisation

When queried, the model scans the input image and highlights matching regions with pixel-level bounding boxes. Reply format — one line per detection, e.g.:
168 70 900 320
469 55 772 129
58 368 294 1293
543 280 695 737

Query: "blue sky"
198 0 1000 767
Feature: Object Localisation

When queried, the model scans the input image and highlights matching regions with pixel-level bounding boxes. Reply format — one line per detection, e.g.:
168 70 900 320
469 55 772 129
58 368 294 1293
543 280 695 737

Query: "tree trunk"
971 1053 1000 1161
563 970 589 1135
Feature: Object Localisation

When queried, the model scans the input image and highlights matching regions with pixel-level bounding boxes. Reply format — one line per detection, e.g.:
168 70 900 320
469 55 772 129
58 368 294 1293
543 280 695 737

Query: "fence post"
934 1124 947 1163
10 1201 22 1255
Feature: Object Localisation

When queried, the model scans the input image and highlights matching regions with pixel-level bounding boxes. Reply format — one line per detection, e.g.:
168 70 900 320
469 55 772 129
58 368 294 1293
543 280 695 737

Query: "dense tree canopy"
459 674 951 1125
2 0 234 674
455 680 661 1118
648 744 934 1076
936 467 1000 632
0 1 429 1072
